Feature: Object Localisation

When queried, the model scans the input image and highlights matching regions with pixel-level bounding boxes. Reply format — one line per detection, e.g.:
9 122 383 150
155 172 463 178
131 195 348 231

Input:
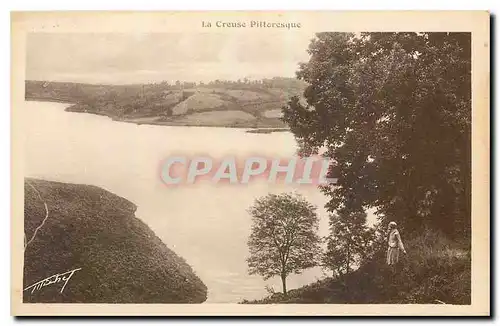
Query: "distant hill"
24 78 307 129
23 178 207 303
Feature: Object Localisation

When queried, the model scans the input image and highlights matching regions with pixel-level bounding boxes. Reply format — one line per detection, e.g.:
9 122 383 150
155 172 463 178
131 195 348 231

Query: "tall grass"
395 229 471 304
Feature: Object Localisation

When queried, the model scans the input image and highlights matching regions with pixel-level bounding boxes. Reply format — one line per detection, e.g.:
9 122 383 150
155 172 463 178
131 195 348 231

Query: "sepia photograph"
11 11 490 316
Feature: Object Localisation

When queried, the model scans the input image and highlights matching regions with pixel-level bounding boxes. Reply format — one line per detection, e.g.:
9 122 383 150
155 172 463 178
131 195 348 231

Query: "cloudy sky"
26 33 315 84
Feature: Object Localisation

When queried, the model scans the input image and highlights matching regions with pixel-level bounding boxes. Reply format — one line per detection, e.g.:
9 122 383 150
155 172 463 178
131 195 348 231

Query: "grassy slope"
242 231 470 304
24 80 306 128
23 178 207 303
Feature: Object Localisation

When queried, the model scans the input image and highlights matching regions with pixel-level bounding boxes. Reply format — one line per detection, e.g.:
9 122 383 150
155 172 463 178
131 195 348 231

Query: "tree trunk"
281 273 287 295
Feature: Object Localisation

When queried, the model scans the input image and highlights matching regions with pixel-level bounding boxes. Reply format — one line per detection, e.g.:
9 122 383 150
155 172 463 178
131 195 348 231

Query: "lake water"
23 100 335 303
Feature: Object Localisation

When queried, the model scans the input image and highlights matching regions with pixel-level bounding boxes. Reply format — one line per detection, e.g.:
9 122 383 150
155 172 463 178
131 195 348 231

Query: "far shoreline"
24 97 291 134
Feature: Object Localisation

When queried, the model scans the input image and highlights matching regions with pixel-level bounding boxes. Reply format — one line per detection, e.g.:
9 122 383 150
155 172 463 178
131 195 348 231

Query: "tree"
282 32 471 239
247 193 321 295
323 208 375 278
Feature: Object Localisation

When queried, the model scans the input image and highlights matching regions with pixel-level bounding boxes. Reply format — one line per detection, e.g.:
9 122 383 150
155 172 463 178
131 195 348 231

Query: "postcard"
11 11 490 316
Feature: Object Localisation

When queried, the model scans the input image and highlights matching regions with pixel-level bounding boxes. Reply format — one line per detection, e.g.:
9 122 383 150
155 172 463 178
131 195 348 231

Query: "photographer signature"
23 268 82 294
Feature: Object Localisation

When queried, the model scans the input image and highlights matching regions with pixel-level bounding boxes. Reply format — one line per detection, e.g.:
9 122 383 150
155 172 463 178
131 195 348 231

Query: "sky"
26 32 315 84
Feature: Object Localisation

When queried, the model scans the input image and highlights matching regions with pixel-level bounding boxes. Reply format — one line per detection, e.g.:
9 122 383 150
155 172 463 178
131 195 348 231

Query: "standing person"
386 221 407 266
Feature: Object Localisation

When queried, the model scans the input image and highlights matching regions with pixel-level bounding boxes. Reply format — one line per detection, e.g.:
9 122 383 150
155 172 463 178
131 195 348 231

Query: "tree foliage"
323 209 375 277
283 32 471 239
247 193 321 294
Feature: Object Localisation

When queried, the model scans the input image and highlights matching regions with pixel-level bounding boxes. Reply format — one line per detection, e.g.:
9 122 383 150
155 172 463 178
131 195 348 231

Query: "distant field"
175 110 257 126
262 109 283 118
224 89 274 102
266 87 300 101
172 93 229 115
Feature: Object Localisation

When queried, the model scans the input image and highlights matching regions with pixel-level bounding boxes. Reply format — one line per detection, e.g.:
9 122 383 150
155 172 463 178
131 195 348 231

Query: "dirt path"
25 182 50 250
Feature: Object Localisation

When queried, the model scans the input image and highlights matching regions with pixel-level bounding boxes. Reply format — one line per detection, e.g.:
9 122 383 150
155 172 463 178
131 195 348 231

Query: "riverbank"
23 178 208 303
242 230 470 304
